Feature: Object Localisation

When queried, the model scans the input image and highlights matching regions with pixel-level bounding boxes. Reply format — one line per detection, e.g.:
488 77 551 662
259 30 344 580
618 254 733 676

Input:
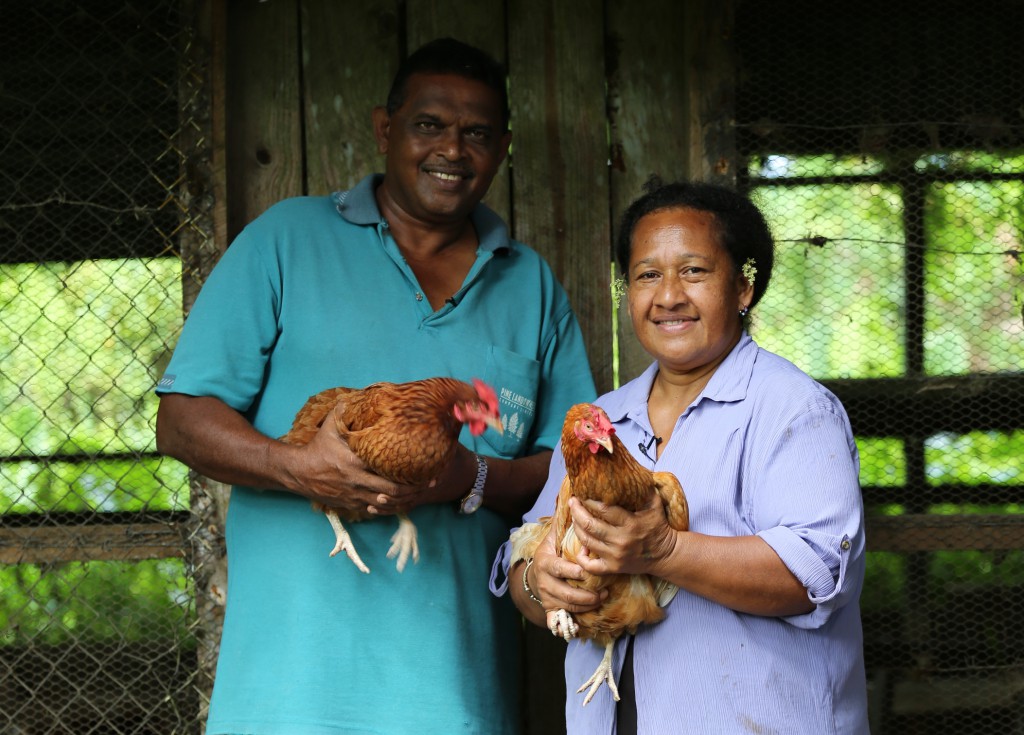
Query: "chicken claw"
547 608 579 642
578 642 619 705
385 513 419 572
325 509 370 573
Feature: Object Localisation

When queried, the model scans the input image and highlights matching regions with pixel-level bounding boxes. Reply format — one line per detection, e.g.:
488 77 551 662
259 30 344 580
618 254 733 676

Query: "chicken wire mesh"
736 2 1024 732
1 1 214 732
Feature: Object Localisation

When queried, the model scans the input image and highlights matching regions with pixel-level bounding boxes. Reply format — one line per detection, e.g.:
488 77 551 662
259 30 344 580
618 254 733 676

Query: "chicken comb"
588 404 617 436
472 378 499 412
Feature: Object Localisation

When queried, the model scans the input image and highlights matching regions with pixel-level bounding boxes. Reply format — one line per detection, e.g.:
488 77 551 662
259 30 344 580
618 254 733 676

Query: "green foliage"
861 552 906 612
0 258 185 516
924 181 1024 374
0 457 188 514
857 437 905 487
750 183 906 379
0 560 194 647
0 258 182 458
925 431 1024 485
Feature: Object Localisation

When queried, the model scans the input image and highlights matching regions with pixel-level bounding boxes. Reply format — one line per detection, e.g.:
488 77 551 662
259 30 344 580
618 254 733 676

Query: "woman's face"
626 207 753 376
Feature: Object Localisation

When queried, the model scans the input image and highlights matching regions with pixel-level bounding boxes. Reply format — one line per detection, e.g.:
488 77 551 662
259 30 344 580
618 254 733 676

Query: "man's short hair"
385 38 510 129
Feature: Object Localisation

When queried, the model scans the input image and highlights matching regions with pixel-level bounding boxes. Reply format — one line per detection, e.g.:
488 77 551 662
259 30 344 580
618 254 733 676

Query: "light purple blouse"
491 333 869 734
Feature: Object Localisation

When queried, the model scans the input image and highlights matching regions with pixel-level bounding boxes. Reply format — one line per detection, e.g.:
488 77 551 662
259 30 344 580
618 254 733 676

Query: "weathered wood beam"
0 522 186 564
865 514 1024 552
508 0 613 394
607 0 690 386
5 512 1022 565
824 374 1024 437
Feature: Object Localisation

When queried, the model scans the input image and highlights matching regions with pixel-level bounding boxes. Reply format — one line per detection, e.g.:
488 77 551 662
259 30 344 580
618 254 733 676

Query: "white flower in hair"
742 258 757 286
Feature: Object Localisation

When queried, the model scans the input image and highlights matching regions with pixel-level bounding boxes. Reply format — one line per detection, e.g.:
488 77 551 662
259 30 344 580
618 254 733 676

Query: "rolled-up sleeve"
750 403 865 629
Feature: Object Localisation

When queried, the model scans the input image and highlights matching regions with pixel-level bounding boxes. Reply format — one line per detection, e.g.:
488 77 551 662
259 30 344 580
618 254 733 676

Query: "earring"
739 306 749 318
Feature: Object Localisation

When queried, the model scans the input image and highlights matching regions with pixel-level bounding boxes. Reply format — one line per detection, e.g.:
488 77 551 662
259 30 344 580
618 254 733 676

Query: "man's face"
373 73 511 226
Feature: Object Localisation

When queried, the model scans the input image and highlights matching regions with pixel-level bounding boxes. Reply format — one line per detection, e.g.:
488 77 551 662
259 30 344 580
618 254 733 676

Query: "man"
156 39 596 733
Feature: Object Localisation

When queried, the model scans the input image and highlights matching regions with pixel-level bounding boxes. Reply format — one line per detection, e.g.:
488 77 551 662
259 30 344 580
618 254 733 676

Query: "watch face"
461 493 483 514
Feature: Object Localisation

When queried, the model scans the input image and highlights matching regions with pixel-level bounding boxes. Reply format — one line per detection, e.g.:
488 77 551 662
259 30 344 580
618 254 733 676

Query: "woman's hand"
532 528 607 612
512 527 607 627
568 493 679 577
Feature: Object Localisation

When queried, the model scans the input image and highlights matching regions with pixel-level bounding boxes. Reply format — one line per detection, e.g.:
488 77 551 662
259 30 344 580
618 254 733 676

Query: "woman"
490 179 868 733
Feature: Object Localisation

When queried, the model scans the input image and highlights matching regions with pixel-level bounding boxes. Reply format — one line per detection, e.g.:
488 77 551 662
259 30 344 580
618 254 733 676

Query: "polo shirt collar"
331 174 512 254
603 331 758 425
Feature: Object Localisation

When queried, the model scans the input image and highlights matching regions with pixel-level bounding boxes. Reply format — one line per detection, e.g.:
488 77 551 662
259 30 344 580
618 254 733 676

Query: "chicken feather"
510 402 688 705
281 377 502 573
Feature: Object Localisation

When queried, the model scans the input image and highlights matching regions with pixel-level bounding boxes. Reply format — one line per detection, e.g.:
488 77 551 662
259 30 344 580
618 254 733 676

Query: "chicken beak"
487 415 505 435
597 437 614 453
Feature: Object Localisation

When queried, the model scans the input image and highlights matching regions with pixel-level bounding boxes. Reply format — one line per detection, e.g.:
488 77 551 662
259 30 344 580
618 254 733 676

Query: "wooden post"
301 0 400 195
406 0 512 224
607 0 691 386
225 0 304 239
508 0 613 395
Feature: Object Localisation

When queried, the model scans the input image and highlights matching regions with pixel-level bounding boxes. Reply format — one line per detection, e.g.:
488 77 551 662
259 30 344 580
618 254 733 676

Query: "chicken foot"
325 509 371 573
385 512 419 572
547 608 580 641
577 641 619 706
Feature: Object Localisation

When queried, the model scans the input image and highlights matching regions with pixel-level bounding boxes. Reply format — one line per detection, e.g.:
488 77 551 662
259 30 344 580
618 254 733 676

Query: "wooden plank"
226 0 304 239
0 524 185 564
178 0 229 311
891 669 1024 715
507 6 609 729
405 0 511 223
607 0 690 386
685 0 737 187
866 514 1024 552
405 0 505 58
301 0 400 196
4 511 1022 565
508 0 613 394
824 374 1024 438
863 483 1024 508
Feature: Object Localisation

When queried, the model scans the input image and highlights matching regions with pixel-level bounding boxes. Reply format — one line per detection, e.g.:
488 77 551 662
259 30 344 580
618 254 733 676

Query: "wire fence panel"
0 1 214 731
736 2 1024 732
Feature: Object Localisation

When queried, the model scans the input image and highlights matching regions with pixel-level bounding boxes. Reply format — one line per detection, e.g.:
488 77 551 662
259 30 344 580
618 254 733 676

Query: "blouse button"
841 539 851 551
415 292 423 301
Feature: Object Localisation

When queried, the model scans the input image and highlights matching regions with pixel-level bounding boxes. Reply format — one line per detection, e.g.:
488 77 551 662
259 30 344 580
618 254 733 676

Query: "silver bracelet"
522 557 544 606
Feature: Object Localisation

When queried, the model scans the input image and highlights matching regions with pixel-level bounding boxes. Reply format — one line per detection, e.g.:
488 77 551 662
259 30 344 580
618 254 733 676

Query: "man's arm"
156 392 550 517
155 392 411 515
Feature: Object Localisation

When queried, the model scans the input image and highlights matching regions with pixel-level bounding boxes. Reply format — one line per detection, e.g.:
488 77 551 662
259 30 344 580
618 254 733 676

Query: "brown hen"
510 402 688 704
281 377 503 573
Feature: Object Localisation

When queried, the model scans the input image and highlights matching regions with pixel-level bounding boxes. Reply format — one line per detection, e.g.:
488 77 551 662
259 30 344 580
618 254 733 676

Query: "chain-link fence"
736 2 1024 732
1 1 215 731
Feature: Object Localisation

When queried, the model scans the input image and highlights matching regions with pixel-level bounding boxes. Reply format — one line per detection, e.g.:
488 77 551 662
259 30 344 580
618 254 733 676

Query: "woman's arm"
569 495 814 617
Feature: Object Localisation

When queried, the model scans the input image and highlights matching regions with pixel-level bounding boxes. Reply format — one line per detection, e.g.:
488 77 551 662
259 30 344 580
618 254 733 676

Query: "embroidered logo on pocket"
499 388 536 442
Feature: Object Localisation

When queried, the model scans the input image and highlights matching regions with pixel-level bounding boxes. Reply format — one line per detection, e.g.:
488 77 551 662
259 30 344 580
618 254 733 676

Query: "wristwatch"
458 454 488 514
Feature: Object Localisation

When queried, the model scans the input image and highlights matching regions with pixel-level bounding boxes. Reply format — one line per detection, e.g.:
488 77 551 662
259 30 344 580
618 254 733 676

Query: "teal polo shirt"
157 174 596 734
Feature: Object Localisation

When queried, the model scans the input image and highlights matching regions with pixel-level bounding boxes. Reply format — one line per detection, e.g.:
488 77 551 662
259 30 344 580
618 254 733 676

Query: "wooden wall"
220 1 733 730
223 0 734 398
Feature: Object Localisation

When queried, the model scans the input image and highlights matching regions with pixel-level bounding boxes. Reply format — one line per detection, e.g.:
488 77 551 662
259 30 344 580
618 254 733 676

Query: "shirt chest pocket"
475 346 540 458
